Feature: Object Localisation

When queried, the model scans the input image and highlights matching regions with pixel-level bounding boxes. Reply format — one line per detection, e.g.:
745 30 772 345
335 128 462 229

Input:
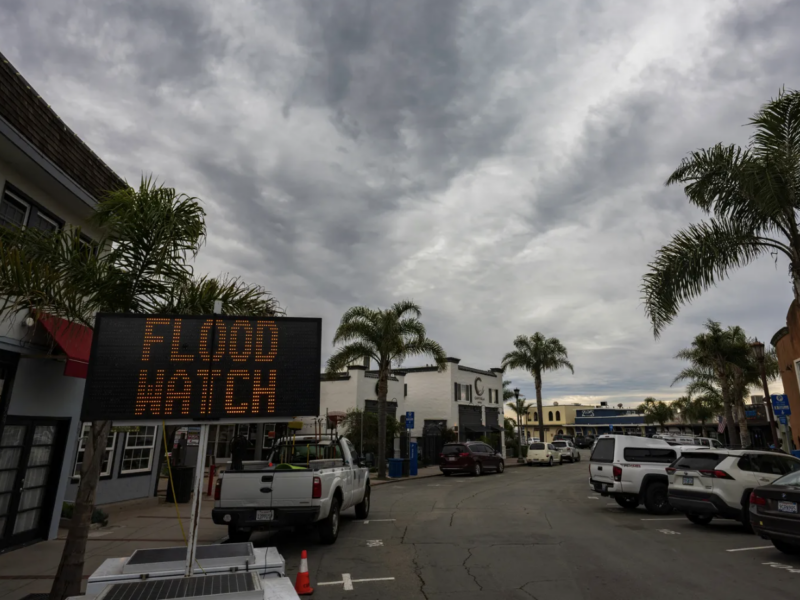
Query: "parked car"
527 442 562 466
439 441 505 476
668 449 800 530
589 434 680 514
575 435 595 449
552 440 580 463
750 467 800 554
553 434 574 442
213 435 369 545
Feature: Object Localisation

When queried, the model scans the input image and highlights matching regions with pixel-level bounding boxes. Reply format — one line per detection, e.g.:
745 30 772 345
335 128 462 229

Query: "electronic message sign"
81 314 321 422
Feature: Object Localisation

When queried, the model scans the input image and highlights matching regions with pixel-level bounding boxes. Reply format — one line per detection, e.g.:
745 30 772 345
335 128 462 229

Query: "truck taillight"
214 478 222 501
613 466 622 482
312 476 322 499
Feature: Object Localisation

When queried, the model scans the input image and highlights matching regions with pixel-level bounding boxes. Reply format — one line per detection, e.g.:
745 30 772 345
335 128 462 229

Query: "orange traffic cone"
294 550 314 595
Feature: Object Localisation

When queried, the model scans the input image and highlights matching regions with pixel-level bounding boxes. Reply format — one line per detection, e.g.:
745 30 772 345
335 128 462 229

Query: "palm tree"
326 301 446 479
672 395 696 428
643 90 800 336
673 321 751 446
506 397 534 454
501 333 574 442
637 397 675 431
0 178 280 600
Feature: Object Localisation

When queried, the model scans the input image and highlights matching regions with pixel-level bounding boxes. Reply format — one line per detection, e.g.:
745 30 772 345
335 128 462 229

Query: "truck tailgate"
219 470 314 509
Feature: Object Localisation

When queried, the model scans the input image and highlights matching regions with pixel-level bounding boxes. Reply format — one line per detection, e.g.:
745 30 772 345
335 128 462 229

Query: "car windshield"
552 441 566 447
773 470 800 487
530 443 545 450
442 445 467 455
591 438 615 463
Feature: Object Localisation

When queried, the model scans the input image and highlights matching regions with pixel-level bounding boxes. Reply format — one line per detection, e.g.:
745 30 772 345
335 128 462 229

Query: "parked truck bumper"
212 507 320 530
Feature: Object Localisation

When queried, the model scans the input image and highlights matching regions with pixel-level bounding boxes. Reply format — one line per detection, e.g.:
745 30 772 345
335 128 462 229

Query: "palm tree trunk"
733 396 751 447
535 374 544 442
50 420 111 600
376 365 388 480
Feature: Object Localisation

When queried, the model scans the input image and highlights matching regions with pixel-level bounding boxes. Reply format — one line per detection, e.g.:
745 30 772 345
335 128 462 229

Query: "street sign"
772 394 791 417
405 411 415 429
82 314 322 422
779 416 788 426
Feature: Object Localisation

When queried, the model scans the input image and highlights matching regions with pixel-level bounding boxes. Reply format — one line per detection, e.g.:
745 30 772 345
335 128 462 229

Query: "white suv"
667 449 800 529
552 440 580 463
590 435 683 514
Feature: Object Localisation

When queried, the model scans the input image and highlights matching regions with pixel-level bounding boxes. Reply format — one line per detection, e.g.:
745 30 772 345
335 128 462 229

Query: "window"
675 453 724 471
121 426 156 474
556 411 561 421
533 412 538 422
530 443 545 450
454 383 472 402
774 469 800 487
778 456 800 474
404 383 408 397
752 454 785 475
442 445 467 455
548 411 553 421
0 191 29 228
73 424 117 478
0 185 62 232
622 447 677 464
590 438 615 463
262 424 276 449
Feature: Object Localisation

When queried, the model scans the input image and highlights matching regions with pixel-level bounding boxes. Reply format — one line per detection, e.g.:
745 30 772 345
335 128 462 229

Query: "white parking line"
318 574 396 590
366 540 383 547
657 529 680 535
641 518 685 521
363 519 395 525
727 546 773 552
587 496 599 500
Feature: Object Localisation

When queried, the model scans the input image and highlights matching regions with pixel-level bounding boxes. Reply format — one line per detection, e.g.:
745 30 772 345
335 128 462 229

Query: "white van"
589 435 688 515
652 434 724 448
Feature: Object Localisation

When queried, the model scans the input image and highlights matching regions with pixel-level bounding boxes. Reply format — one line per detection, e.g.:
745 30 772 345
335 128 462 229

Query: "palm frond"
642 218 772 336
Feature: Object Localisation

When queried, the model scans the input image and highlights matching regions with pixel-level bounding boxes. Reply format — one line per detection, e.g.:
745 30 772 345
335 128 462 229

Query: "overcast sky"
2 0 799 407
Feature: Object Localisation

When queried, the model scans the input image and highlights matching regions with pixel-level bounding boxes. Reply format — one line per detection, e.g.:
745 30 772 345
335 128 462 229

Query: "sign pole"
184 422 209 577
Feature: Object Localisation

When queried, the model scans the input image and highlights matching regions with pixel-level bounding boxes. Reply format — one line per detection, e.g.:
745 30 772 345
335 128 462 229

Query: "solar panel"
98 572 261 600
126 544 254 567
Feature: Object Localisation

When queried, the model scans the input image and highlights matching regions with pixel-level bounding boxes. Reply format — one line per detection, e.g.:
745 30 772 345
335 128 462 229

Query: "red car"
439 441 505 476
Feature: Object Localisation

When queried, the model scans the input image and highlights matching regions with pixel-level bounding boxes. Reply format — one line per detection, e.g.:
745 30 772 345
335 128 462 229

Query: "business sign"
81 314 321 422
772 394 791 417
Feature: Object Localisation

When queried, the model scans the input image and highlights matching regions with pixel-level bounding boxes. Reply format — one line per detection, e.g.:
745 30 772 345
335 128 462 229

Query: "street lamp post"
751 339 780 448
514 388 524 462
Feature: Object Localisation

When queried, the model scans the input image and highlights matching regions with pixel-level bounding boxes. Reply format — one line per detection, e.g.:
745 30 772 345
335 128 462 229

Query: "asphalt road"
249 452 800 599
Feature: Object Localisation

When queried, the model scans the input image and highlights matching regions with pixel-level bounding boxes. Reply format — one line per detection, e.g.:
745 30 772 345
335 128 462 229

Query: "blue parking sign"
405 411 415 429
772 394 791 417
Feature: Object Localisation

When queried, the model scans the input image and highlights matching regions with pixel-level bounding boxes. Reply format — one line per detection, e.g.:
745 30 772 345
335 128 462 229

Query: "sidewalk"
0 493 227 600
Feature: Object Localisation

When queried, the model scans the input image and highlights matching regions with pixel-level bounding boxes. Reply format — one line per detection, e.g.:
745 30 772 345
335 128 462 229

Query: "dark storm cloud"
2 0 800 407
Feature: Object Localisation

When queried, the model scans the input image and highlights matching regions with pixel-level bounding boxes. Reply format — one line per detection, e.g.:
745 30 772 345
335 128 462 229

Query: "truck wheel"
227 525 251 543
643 482 672 515
319 497 341 544
355 485 370 519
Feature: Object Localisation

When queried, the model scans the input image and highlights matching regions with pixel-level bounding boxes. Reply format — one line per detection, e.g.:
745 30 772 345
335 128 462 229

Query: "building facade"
399 358 505 461
0 52 165 552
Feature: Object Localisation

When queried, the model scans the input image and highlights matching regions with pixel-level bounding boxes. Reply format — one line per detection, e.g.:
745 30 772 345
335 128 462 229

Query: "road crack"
410 543 429 600
462 546 483 591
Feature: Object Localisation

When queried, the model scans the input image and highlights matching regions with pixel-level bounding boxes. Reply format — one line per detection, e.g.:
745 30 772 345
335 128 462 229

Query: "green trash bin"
166 466 194 503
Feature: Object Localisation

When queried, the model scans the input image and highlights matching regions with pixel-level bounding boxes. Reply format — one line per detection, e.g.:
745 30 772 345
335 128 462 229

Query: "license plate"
778 501 798 514
447 457 455 461
683 477 693 486
256 510 273 521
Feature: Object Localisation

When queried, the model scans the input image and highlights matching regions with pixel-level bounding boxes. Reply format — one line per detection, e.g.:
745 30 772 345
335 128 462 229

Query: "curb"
369 460 525 487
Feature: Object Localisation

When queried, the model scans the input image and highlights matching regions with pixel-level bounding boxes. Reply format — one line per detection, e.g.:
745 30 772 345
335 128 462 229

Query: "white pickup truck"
212 435 370 545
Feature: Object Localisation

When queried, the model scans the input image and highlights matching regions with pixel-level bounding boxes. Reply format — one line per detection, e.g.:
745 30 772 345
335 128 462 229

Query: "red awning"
38 315 93 378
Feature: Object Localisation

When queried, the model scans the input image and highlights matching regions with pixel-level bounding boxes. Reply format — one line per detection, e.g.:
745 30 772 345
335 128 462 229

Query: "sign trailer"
81 313 322 577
